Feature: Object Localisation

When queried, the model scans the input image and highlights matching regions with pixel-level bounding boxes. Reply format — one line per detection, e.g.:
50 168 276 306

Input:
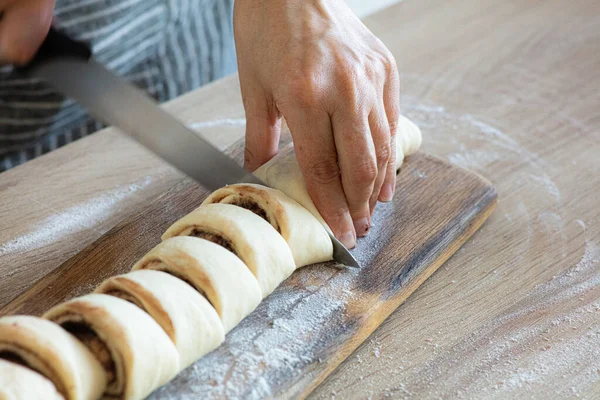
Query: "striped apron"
0 0 236 171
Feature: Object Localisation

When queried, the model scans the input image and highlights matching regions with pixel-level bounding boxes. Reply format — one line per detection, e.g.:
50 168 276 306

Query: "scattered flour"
149 266 359 400
0 176 154 259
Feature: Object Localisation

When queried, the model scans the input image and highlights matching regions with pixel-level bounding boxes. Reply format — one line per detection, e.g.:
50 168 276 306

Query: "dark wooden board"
0 141 496 399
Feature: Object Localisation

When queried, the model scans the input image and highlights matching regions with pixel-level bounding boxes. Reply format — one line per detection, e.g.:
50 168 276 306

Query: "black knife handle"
18 27 92 74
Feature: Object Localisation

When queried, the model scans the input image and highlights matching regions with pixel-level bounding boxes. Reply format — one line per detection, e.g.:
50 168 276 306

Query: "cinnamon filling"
0 345 67 397
189 229 237 256
61 322 116 385
104 290 145 311
229 198 269 222
0 350 28 368
163 269 215 309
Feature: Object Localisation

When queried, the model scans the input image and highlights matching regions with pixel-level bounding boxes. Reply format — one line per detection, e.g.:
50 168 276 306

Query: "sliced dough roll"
132 237 262 332
202 183 333 268
254 115 422 224
44 294 180 400
0 315 106 400
162 204 296 297
95 269 225 370
0 359 64 400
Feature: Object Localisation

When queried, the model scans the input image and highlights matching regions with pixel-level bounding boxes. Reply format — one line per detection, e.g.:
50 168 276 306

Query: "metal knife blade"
23 28 360 268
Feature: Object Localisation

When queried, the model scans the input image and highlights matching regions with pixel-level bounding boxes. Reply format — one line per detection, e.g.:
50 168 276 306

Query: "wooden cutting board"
0 139 496 399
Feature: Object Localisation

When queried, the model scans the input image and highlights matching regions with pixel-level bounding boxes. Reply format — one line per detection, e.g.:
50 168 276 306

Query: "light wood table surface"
1 0 598 398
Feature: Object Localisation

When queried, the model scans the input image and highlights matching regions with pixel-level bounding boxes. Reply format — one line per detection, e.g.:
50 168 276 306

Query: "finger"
368 102 391 213
0 0 55 65
240 73 281 171
286 109 356 248
379 53 400 202
332 111 377 238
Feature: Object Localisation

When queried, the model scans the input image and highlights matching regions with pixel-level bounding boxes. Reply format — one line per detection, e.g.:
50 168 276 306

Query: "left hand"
234 0 400 248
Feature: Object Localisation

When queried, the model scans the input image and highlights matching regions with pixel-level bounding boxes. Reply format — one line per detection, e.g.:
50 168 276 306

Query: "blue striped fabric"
0 0 236 171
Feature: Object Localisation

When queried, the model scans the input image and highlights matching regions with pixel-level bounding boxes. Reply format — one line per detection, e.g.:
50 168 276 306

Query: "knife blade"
21 28 360 268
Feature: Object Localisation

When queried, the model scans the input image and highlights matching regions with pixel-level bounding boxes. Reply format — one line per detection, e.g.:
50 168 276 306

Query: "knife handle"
18 27 92 74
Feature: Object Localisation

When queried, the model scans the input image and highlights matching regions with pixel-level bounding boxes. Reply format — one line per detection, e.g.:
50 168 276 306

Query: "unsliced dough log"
132 237 262 333
162 203 296 297
396 115 423 166
44 294 180 400
0 315 106 400
95 269 225 370
254 115 422 225
0 359 64 400
203 183 333 268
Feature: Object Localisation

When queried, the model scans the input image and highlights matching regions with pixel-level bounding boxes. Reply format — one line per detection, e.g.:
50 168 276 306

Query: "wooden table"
1 0 598 398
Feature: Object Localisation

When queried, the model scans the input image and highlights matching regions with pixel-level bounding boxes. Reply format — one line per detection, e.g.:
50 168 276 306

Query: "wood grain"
0 142 495 398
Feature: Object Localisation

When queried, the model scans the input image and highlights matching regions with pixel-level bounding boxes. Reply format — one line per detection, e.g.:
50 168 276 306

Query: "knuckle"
388 118 399 137
376 143 391 166
307 158 340 185
384 52 398 73
349 158 377 185
288 73 323 108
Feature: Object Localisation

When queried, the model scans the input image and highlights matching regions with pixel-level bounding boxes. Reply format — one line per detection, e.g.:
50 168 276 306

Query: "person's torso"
0 0 235 171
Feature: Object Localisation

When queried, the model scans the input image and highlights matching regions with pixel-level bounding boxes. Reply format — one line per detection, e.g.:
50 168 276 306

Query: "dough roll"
0 315 106 400
132 237 262 333
44 294 180 400
95 269 225 370
202 183 333 268
162 203 296 297
396 114 423 167
0 359 64 400
254 115 422 225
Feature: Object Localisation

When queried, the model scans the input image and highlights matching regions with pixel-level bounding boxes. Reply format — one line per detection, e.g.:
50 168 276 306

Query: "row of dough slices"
0 116 422 400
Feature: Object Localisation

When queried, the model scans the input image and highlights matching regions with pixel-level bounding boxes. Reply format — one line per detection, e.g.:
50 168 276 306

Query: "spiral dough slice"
162 203 296 297
203 183 333 268
0 359 64 400
0 315 106 400
44 294 180 400
95 269 225 370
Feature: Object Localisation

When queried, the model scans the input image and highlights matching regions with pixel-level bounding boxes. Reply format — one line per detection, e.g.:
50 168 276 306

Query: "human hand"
0 0 54 64
235 0 399 248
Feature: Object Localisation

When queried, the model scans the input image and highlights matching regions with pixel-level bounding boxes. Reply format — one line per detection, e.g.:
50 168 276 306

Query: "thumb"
240 75 281 171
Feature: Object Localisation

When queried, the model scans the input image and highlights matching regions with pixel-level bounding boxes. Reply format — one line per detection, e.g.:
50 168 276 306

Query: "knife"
20 28 359 268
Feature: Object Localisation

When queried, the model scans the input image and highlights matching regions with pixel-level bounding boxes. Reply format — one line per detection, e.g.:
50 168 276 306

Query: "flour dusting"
149 266 358 399
0 176 154 259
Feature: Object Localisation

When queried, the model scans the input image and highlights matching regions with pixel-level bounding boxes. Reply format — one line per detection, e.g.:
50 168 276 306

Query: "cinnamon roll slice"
203 183 333 268
0 316 106 400
95 269 225 369
162 203 296 297
132 237 262 332
0 359 64 400
43 294 180 400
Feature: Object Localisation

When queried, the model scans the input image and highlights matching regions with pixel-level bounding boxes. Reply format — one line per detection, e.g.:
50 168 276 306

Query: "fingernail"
340 230 356 249
353 217 370 238
379 183 394 202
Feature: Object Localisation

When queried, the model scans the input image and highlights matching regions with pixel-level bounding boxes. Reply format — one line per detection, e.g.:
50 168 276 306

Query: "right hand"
0 0 54 65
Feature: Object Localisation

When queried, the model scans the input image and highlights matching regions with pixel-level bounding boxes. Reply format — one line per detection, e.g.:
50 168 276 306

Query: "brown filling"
229 198 270 223
104 289 145 311
0 345 67 397
61 322 116 385
160 268 215 308
189 229 237 256
0 350 28 368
